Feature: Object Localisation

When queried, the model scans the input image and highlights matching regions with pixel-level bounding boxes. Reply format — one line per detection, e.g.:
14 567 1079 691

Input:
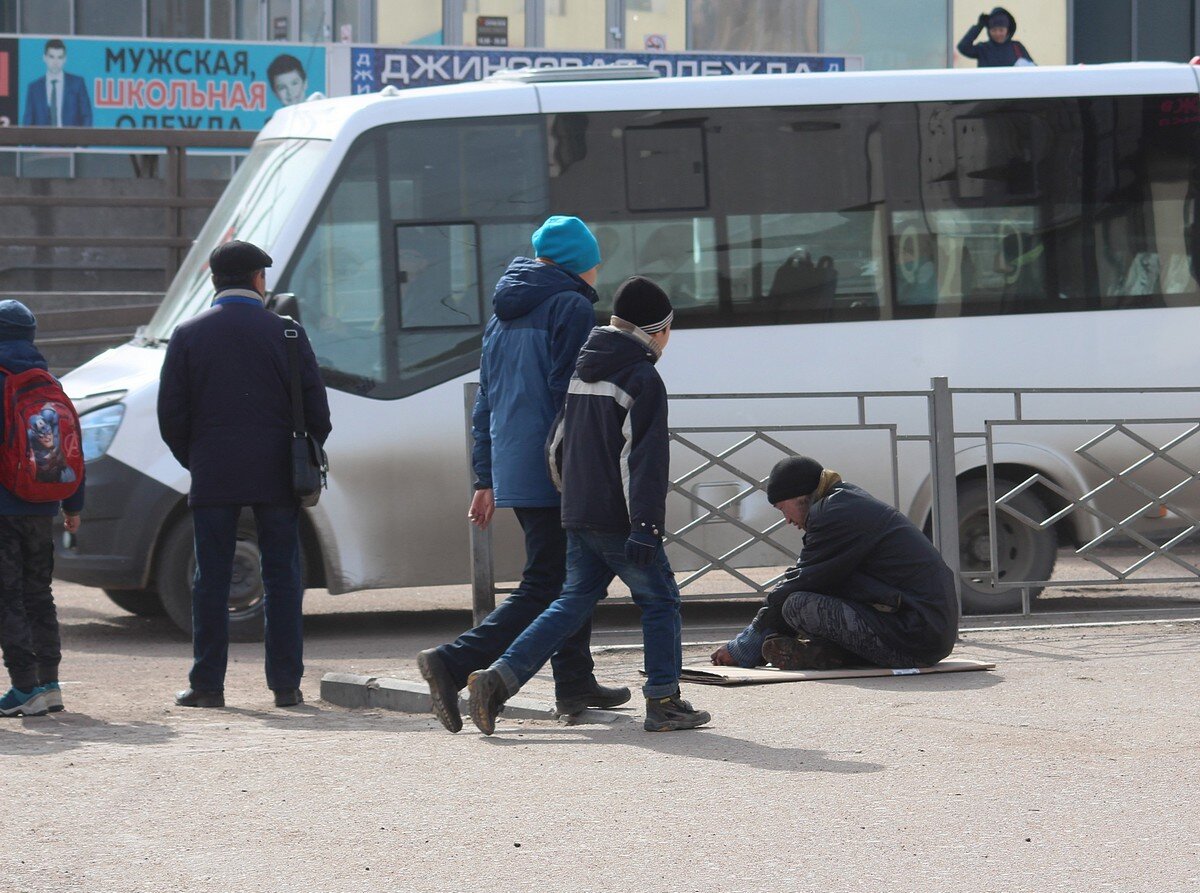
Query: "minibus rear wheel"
957 478 1058 615
157 514 267 643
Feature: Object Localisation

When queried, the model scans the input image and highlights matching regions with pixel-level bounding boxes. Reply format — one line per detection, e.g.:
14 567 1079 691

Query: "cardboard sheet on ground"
679 659 995 686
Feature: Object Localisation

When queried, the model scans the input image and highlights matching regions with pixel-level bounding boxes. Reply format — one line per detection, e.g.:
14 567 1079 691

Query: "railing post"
464 382 495 625
929 376 962 610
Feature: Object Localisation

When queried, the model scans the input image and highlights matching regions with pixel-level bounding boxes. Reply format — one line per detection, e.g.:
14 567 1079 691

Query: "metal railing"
463 380 1200 625
0 127 256 284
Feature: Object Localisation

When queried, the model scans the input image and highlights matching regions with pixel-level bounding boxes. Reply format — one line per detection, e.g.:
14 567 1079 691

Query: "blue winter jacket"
0 339 85 517
548 325 669 537
471 258 598 508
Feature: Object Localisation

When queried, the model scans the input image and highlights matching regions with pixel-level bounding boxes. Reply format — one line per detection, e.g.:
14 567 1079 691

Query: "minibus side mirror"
268 292 301 322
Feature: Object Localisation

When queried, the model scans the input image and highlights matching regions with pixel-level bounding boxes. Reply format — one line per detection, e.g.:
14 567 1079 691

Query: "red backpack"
0 366 83 502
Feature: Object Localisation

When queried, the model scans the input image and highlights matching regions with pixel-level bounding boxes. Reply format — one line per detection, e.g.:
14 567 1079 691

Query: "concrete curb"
319 672 633 725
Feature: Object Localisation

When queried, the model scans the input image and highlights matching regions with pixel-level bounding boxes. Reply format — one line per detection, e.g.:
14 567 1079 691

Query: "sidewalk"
1 599 1197 892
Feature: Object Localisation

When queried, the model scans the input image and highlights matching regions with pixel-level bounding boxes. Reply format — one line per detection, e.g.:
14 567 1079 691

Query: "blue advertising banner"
350 46 860 93
11 35 325 129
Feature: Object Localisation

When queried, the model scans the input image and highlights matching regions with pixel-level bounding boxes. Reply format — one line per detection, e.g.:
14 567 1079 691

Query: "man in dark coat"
712 456 959 671
958 7 1035 68
157 240 331 709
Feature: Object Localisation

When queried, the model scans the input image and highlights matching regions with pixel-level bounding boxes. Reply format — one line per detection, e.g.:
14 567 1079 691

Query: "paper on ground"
680 659 995 685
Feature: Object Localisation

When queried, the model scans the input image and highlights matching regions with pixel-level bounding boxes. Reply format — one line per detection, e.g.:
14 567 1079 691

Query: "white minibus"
60 62 1200 636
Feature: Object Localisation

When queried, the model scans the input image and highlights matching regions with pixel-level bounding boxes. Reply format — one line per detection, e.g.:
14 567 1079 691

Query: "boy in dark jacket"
712 456 959 671
958 7 1034 67
0 300 84 717
467 276 710 734
417 216 630 732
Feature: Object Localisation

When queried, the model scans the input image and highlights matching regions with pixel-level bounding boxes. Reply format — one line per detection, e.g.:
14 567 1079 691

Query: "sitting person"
712 456 959 670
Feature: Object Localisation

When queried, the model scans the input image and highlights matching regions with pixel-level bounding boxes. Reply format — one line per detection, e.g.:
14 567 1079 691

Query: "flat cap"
209 240 273 277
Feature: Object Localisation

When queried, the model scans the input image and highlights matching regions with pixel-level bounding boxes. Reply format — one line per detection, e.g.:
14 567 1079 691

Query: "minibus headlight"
80 404 126 462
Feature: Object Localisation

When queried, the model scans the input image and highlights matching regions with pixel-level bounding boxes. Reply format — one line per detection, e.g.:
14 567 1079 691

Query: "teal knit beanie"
531 216 601 274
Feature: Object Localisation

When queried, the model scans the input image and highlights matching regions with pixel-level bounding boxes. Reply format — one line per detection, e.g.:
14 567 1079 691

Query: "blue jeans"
493 529 682 699
436 506 595 699
190 504 303 692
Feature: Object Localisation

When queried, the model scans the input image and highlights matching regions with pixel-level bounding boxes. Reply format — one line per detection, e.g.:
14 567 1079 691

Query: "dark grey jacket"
761 482 959 664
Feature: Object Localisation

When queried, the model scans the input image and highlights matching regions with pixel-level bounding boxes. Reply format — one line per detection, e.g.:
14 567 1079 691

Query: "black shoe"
761 635 854 671
555 680 633 716
644 690 711 732
273 688 303 707
417 648 463 733
466 668 507 736
175 688 224 708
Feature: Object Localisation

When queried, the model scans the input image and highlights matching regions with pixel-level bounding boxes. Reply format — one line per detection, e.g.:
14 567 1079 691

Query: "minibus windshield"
145 138 329 340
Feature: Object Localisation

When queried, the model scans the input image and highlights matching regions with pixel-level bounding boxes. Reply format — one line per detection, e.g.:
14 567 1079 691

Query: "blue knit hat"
531 216 601 274
0 299 37 342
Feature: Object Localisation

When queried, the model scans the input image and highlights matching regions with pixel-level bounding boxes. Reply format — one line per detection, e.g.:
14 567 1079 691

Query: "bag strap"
284 328 306 438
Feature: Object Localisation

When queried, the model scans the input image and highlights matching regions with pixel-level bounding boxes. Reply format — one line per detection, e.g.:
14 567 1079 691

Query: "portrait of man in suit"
23 39 93 127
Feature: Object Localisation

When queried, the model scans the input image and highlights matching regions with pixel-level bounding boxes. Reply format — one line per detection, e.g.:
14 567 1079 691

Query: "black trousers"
0 514 58 691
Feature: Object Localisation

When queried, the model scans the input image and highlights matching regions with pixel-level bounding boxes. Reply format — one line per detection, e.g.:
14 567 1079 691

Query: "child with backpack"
0 300 84 717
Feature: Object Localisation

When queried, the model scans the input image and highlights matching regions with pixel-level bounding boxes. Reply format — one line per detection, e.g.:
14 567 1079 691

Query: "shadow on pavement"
479 723 885 775
0 712 178 756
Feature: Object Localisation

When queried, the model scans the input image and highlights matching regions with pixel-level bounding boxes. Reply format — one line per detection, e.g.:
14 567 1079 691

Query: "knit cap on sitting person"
531 215 601 275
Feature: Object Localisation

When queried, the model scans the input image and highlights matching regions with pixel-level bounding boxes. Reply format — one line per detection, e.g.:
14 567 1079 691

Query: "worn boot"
466 668 508 736
644 690 711 732
417 648 463 733
761 634 855 671
554 679 632 717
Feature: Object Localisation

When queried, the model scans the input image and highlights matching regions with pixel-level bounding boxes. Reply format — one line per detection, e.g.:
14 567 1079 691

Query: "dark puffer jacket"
548 325 669 537
760 482 959 665
958 7 1035 67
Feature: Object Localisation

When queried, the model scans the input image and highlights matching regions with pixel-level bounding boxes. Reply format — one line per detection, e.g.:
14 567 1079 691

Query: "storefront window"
378 0 443 44
334 0 372 42
148 0 205 38
463 0 525 48
78 0 142 36
544 0 606 49
824 0 947 69
690 0 819 53
20 0 70 35
625 0 684 52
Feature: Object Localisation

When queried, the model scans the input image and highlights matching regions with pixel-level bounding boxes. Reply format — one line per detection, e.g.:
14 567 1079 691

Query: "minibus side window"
286 135 387 393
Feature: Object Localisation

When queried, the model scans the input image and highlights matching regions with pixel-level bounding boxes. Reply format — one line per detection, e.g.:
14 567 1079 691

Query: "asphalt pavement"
2 581 1198 893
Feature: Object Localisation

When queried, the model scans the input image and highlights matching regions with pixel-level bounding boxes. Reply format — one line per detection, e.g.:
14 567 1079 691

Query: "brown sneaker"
761 635 855 671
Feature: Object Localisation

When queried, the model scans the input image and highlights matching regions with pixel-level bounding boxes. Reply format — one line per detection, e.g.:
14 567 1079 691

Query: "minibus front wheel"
157 514 267 642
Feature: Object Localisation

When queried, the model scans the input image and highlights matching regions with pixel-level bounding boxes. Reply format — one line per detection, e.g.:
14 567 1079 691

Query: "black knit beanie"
612 276 673 334
766 456 823 504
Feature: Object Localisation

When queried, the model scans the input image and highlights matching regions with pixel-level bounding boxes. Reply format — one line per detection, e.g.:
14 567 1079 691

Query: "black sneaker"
466 668 507 736
174 688 224 708
417 648 462 733
554 680 632 717
644 691 711 732
761 635 854 671
273 688 303 707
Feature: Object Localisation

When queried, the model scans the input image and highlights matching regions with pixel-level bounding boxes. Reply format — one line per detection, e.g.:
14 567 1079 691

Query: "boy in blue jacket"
0 300 84 717
467 276 710 734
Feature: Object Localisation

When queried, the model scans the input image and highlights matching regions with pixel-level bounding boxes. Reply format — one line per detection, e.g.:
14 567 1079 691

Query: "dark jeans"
0 515 58 691
190 504 303 693
493 529 682 699
437 506 595 699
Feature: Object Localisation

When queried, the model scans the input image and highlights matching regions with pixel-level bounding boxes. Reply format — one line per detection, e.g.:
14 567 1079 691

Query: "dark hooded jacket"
548 325 669 537
471 257 598 507
757 481 959 665
958 7 1035 67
